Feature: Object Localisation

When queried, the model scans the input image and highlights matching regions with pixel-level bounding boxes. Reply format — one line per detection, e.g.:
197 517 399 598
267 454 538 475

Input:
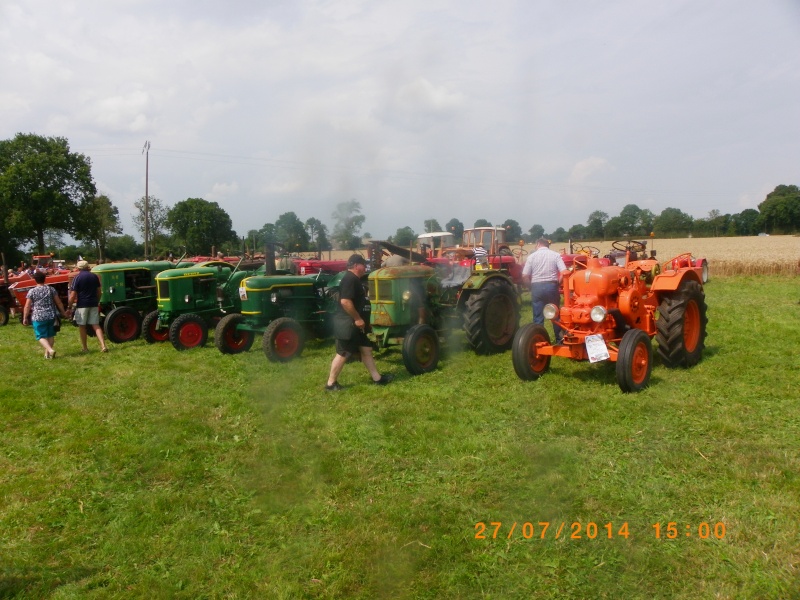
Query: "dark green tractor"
368 257 519 375
93 260 194 343
145 260 266 350
214 271 339 361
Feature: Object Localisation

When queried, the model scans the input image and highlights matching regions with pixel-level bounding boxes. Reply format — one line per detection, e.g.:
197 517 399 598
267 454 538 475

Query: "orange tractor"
511 240 708 392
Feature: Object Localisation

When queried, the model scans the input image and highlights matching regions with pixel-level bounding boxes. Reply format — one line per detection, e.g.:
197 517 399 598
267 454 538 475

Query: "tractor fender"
650 268 702 293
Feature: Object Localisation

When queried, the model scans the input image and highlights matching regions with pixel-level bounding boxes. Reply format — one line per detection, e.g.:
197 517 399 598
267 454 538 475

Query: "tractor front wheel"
142 310 169 343
616 329 653 393
215 313 255 354
262 317 304 362
104 306 142 343
463 279 519 354
169 313 208 351
656 280 708 368
0 305 8 327
402 324 440 375
511 323 552 381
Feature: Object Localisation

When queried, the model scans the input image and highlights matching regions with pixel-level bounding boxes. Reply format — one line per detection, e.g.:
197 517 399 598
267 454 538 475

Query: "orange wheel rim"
683 300 700 352
528 335 548 372
631 342 649 385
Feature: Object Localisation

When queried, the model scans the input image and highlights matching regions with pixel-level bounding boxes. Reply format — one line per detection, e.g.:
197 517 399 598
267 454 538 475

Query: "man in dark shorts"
325 254 392 391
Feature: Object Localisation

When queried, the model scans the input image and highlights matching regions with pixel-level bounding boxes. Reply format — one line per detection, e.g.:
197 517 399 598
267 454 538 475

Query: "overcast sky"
2 0 799 242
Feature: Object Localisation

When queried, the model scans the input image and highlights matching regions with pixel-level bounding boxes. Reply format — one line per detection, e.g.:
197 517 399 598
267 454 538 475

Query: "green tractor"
367 243 519 375
145 260 266 350
214 271 340 361
93 259 194 343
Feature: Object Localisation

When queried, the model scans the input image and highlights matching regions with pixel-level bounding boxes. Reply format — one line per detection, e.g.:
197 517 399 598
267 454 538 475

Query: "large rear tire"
656 280 707 368
511 323 551 381
463 278 519 354
616 329 653 393
169 313 208 351
402 324 440 375
262 317 304 362
104 306 142 343
215 313 255 354
142 310 169 343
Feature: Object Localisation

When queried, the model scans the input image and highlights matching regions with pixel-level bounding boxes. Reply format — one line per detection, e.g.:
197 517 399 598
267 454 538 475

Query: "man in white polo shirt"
522 238 567 344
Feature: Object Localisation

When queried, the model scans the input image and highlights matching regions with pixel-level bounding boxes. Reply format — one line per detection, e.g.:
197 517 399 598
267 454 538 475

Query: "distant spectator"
22 271 69 359
68 260 108 353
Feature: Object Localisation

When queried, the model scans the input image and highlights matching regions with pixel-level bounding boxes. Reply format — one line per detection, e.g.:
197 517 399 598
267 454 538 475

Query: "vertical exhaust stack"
264 243 276 275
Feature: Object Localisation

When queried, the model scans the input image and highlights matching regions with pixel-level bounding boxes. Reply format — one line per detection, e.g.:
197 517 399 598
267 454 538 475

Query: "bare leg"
38 337 54 357
94 325 108 351
358 346 382 381
79 325 89 351
327 353 347 386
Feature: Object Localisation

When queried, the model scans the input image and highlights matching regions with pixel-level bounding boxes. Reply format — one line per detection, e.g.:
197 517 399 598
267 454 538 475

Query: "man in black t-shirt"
68 260 108 353
325 254 392 391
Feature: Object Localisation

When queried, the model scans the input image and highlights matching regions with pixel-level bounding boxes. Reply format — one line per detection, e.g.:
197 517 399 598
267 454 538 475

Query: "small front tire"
215 313 254 354
142 310 169 343
511 323 551 381
104 306 142 343
262 317 304 362
616 329 652 393
169 313 208 351
402 324 440 375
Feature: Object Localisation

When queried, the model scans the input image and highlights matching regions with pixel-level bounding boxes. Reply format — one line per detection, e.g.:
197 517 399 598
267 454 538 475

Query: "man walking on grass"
522 238 567 344
68 260 108 353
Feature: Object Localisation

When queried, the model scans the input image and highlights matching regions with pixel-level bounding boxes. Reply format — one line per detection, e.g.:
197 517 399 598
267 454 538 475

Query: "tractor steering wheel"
512 248 528 260
612 240 646 253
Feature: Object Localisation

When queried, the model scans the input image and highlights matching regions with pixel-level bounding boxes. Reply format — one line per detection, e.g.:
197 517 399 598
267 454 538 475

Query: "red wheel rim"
224 326 249 350
149 321 169 342
274 328 299 358
113 314 137 339
631 341 650 385
178 322 204 347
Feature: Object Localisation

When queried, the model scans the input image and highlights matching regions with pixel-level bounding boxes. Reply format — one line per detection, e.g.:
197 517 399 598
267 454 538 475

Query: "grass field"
1 275 799 598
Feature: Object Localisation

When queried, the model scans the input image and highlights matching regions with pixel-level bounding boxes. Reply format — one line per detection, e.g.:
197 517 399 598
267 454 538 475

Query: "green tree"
166 198 236 254
423 219 442 233
259 223 278 245
527 224 545 241
502 219 523 243
105 234 142 260
393 226 416 247
474 218 492 227
305 217 331 252
446 218 464 242
80 194 122 262
654 207 694 237
332 200 366 250
275 212 310 252
548 227 568 243
568 224 587 240
133 196 169 257
758 184 800 234
586 210 609 239
0 133 96 254
730 209 761 236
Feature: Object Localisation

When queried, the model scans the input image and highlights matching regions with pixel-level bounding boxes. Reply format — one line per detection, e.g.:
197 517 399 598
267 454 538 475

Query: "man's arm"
340 298 365 330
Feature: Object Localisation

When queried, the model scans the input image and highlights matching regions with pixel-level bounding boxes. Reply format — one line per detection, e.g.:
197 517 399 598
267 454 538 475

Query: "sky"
2 0 799 243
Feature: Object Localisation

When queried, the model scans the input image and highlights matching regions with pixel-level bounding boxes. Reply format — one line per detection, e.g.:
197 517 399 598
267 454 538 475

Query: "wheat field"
325 234 799 277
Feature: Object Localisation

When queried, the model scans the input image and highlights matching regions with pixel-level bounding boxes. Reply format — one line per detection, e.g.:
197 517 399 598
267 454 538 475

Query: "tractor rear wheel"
169 313 208 351
512 323 551 380
402 324 440 375
0 305 8 327
616 329 653 393
262 317 304 362
142 310 169 343
463 278 519 354
104 306 142 343
215 313 255 354
656 280 708 368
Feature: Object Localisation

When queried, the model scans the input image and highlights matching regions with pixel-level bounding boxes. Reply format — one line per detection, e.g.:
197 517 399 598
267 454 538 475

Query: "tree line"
2 133 798 264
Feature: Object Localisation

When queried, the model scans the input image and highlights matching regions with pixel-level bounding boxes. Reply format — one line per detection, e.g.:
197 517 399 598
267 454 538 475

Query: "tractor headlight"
543 304 558 320
401 290 412 302
590 306 607 323
271 292 278 303
184 294 191 303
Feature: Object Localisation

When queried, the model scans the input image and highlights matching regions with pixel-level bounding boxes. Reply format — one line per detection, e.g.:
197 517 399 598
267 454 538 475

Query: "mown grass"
1 276 799 599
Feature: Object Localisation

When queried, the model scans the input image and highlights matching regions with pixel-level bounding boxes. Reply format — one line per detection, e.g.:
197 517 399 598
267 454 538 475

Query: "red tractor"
511 240 708 392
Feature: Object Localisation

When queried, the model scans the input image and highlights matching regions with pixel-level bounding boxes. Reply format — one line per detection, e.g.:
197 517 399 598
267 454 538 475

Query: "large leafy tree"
305 217 331 252
730 208 761 236
758 184 800 234
527 224 545 241
393 226 416 246
275 211 310 252
332 200 365 250
502 219 522 243
445 218 464 242
586 210 609 239
473 218 491 227
166 197 236 254
0 133 96 254
80 194 122 262
133 196 169 257
423 219 442 233
654 207 694 237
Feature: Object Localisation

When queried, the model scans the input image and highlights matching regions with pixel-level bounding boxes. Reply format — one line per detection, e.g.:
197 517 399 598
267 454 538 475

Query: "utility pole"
142 141 151 259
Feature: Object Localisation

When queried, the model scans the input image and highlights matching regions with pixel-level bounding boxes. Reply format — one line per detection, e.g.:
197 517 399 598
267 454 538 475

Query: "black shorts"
335 328 372 357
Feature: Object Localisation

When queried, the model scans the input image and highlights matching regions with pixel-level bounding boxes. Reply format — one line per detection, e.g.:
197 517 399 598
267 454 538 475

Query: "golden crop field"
325 234 798 277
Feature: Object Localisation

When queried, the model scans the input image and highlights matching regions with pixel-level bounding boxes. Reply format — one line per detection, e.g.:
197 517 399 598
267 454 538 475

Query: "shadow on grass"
0 565 101 598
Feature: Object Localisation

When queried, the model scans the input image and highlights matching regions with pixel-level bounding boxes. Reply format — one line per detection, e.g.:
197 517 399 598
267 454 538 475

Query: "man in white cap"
68 260 108 353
